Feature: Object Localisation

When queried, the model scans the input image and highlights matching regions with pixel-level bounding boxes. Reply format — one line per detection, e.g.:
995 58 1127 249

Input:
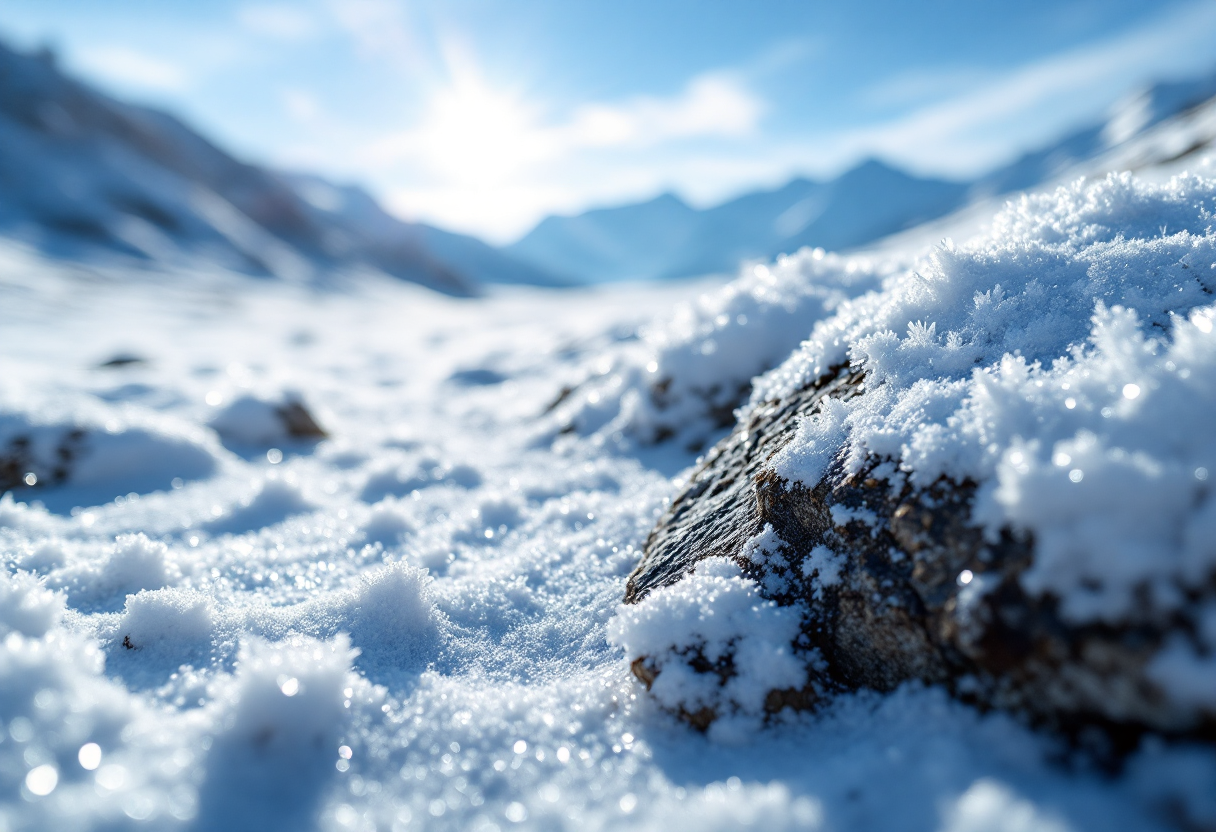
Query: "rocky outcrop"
626 365 1216 741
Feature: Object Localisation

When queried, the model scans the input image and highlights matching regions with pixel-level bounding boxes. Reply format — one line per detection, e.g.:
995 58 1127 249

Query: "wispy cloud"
237 4 320 42
566 74 763 148
74 46 189 93
858 67 992 112
324 0 431 76
362 65 764 239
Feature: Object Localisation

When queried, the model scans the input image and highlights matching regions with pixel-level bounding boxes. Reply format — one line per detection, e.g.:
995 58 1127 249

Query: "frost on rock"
608 557 813 735
629 173 1216 736
546 249 886 454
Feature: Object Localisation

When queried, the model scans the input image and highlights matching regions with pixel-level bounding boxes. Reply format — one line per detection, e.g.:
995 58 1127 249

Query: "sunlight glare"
416 75 549 184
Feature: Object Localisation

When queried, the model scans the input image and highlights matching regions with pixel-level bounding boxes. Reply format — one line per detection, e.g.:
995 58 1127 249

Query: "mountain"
0 41 561 293
507 192 702 283
507 162 969 282
669 161 969 278
283 175 571 287
508 70 1216 284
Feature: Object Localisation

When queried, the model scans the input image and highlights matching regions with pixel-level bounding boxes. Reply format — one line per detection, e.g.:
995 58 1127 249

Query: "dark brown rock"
275 400 327 440
626 365 1216 739
1 428 86 494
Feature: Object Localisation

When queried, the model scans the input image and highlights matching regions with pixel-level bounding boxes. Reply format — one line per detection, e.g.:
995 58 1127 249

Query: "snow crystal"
741 522 787 566
801 545 845 595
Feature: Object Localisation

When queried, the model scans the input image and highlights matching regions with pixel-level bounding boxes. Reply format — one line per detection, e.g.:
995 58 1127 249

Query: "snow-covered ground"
3 174 1216 832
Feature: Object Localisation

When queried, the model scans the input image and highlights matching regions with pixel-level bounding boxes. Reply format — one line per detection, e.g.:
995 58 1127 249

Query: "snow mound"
331 561 442 672
548 248 885 453
118 588 215 654
0 397 219 502
759 173 1216 663
204 472 316 535
52 532 174 610
207 392 327 446
0 569 63 637
197 635 355 830
608 557 808 738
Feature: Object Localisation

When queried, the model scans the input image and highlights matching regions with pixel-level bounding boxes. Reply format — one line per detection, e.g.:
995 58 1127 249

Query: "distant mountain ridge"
507 162 969 282
4 32 1214 291
0 40 563 293
508 70 1216 283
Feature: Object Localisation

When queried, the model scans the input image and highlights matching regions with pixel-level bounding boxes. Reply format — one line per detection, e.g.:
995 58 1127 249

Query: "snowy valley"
1 28 1216 832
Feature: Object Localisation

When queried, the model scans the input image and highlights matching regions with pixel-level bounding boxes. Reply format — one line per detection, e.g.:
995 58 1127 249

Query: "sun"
414 73 551 185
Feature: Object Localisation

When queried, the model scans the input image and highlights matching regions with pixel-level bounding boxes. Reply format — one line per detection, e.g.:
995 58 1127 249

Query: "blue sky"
4 0 1216 241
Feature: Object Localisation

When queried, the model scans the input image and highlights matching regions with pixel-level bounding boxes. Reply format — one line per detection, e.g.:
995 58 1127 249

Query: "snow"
548 249 885 454
607 557 808 739
1 168 1215 831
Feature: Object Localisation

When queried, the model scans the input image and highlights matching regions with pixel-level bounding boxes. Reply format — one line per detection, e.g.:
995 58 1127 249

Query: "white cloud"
324 0 425 71
74 46 188 93
859 67 992 111
282 89 321 122
567 74 762 148
238 4 320 41
365 68 763 183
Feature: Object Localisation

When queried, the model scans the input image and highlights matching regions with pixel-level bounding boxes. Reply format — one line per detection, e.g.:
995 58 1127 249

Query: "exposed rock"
97 353 147 369
209 393 327 445
276 400 327 440
626 365 1216 740
1 427 87 493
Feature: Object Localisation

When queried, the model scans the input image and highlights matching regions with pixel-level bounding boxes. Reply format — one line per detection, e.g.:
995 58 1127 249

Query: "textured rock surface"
626 365 1216 739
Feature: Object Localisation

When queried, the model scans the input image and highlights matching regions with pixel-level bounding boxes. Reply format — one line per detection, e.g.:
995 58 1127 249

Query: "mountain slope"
0 41 560 293
976 73 1216 196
